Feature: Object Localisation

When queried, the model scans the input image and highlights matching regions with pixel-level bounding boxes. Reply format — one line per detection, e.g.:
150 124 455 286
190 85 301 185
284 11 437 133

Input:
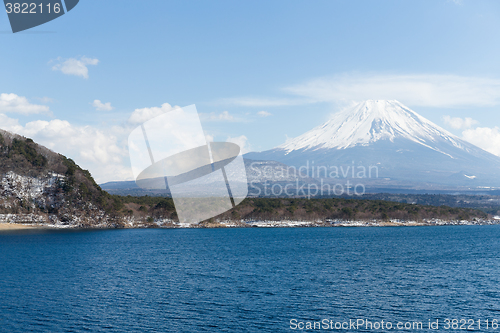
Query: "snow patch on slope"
0 171 65 210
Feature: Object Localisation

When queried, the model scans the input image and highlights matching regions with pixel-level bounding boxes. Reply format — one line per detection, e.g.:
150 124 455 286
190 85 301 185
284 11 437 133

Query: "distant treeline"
110 195 488 222
350 193 500 215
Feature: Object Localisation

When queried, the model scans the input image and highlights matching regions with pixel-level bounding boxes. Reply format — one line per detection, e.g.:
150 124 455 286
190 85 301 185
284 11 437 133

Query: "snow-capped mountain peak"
278 100 464 153
245 100 500 187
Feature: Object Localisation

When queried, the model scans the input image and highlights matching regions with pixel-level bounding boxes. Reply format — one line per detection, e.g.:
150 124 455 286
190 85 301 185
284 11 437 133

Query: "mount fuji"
245 100 500 189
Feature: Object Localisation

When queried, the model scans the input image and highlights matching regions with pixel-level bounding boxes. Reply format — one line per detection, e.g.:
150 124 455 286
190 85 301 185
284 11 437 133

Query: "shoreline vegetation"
110 196 498 228
1 196 498 230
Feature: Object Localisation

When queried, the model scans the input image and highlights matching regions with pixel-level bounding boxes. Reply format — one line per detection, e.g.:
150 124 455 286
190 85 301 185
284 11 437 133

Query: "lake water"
1 226 500 332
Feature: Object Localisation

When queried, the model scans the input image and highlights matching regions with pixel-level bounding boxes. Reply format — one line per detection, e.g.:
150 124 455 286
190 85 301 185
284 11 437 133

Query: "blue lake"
1 226 500 332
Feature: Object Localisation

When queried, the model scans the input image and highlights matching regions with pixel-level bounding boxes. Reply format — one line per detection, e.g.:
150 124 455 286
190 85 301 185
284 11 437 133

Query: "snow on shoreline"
1 216 498 230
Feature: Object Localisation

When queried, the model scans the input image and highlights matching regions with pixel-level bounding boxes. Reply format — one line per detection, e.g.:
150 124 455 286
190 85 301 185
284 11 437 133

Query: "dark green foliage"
103 193 488 224
223 197 488 222
8 138 47 167
112 196 124 211
341 207 354 219
102 194 484 223
96 195 107 207
231 210 240 219
104 195 176 219
54 154 115 214
62 156 77 176
253 198 283 213
79 182 90 198
111 195 175 210
154 199 175 210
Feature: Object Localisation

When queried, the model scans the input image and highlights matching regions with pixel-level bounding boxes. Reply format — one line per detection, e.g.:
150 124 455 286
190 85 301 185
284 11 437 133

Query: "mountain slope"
278 100 466 153
0 129 123 227
245 100 500 187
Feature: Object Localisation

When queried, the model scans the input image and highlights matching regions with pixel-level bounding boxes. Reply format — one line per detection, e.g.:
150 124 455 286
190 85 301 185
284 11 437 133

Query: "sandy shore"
0 223 41 230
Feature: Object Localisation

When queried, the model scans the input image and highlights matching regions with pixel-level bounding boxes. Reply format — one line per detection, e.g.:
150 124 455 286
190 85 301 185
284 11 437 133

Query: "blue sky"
1 0 500 182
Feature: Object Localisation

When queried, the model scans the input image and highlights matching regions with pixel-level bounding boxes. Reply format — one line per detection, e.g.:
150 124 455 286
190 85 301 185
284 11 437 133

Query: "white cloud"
443 116 478 129
0 113 131 183
128 103 180 124
257 111 272 117
226 135 251 154
51 56 99 79
0 93 51 115
38 97 54 103
284 74 500 108
219 111 233 120
0 113 22 130
92 99 114 111
462 127 500 157
200 111 239 121
219 97 310 107
224 74 500 108
212 111 234 121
